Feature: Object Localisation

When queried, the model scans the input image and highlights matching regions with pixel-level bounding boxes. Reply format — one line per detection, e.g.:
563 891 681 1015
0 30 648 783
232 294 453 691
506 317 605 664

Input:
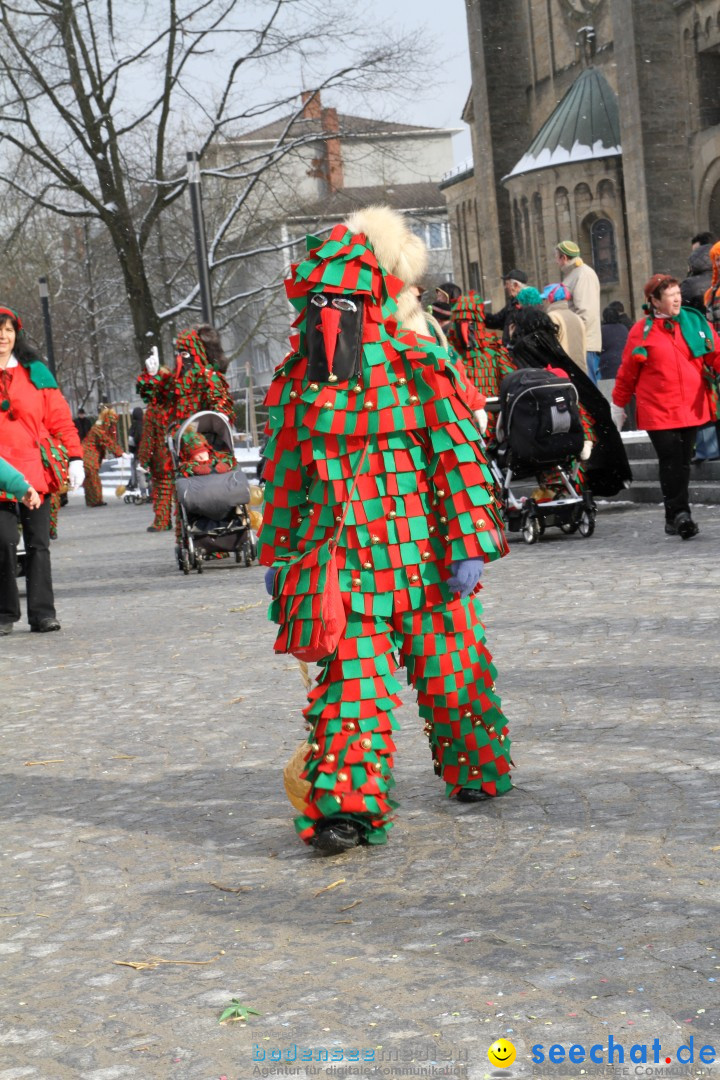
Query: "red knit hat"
643 274 678 300
0 306 23 330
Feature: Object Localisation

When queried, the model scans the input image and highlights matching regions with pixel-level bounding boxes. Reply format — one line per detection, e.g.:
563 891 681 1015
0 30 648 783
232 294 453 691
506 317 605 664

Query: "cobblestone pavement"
2 496 720 1080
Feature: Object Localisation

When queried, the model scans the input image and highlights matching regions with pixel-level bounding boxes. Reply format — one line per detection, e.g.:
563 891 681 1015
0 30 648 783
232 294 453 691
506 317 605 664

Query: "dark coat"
599 322 629 380
510 327 633 496
680 245 713 314
485 300 520 345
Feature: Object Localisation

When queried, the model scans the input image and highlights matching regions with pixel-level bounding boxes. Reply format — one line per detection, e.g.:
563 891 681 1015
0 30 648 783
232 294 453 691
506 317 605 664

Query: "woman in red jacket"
0 306 84 633
612 274 720 538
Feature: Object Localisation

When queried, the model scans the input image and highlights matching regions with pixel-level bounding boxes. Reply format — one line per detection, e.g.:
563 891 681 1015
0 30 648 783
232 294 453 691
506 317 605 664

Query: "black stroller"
170 411 258 574
486 368 597 545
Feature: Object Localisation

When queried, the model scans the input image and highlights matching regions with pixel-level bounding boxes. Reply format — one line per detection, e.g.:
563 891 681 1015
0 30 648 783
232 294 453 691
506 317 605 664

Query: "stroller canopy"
173 411 236 457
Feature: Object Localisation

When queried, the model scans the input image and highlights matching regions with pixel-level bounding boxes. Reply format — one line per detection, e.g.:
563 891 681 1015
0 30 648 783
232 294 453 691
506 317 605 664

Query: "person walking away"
0 305 84 634
612 274 720 539
542 283 587 373
555 241 602 383
598 305 629 381
82 406 123 506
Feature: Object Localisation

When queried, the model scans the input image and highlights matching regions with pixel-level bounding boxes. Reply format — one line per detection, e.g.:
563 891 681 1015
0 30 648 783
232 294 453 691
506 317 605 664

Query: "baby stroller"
170 411 258 574
486 368 597 544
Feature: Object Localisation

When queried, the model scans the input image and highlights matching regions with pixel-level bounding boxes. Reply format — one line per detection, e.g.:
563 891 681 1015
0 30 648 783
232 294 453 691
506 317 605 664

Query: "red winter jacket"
0 361 82 495
613 317 720 430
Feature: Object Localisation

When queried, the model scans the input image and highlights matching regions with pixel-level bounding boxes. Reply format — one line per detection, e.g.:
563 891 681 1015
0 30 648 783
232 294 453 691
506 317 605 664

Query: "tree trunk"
106 208 162 369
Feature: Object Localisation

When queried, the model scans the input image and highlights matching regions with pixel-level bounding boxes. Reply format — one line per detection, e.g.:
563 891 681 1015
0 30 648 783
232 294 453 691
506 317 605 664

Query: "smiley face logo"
488 1039 517 1068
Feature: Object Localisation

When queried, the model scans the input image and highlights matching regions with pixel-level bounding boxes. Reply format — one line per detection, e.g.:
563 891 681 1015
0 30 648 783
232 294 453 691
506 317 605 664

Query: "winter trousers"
647 426 697 522
150 476 174 530
295 594 512 846
0 496 56 625
83 467 104 506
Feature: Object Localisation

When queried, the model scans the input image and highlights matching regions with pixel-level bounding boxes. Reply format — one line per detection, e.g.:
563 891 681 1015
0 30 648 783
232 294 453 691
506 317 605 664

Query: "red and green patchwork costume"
82 413 123 506
260 220 513 846
448 293 515 439
137 400 174 531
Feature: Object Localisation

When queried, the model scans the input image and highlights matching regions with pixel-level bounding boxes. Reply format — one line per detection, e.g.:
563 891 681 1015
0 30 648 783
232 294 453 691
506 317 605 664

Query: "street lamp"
187 151 214 325
38 276 56 378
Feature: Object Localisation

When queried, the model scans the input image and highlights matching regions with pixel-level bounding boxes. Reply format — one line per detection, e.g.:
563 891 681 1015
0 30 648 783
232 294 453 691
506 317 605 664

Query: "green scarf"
631 307 713 362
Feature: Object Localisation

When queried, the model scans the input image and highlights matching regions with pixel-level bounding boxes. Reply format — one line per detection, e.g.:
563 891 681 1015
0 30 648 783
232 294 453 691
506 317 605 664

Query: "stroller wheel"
578 509 596 538
522 515 540 545
196 553 204 573
181 548 191 575
560 520 579 534
235 548 242 563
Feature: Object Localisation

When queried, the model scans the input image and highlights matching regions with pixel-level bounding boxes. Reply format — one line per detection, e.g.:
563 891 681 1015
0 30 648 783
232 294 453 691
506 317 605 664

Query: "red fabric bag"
269 442 369 663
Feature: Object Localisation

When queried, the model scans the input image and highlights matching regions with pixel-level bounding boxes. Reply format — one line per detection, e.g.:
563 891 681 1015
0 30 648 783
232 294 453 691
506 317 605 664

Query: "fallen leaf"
209 882 253 894
227 697 245 705
228 601 263 613
338 900 362 912
24 759 64 767
314 879 346 897
111 755 136 760
113 951 224 972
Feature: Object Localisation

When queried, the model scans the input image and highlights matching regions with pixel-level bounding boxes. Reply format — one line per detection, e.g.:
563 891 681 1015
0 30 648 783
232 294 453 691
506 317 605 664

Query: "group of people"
0 306 236 633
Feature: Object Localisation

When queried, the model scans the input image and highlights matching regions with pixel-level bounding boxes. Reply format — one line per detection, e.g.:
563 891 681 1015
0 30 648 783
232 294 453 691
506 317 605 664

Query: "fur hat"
343 206 428 287
196 324 230 373
516 286 544 307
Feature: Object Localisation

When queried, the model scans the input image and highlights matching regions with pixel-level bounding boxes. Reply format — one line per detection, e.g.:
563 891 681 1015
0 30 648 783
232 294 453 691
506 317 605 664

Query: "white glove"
610 403 627 431
144 346 159 376
68 460 85 491
580 438 593 461
473 408 488 436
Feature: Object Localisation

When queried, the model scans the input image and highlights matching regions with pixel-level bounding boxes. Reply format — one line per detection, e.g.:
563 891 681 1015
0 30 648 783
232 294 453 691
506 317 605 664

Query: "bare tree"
0 0 421 366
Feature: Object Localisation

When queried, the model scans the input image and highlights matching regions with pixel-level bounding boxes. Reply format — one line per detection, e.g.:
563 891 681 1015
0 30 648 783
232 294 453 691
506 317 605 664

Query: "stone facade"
449 0 720 318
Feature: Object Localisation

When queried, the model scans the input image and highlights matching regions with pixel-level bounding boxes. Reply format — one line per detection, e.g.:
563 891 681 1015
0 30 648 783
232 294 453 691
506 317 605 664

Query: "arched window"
590 218 619 285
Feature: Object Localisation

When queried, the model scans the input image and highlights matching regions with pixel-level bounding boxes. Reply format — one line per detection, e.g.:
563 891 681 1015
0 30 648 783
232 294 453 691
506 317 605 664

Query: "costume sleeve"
0 457 30 500
484 305 507 330
136 369 173 407
612 324 644 407
424 410 508 565
452 358 486 412
42 388 83 458
137 416 153 469
202 369 235 419
257 421 310 565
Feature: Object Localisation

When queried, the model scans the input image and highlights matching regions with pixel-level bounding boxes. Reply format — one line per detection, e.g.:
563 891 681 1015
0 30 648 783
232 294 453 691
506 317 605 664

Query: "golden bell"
249 485 264 506
283 741 311 814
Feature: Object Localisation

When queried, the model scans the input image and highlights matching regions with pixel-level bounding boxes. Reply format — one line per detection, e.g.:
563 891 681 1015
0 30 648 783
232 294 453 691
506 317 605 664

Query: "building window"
590 218 619 285
468 262 480 292
408 219 449 250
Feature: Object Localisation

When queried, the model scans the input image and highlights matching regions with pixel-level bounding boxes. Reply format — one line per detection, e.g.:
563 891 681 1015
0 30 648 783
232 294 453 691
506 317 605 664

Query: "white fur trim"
344 205 428 286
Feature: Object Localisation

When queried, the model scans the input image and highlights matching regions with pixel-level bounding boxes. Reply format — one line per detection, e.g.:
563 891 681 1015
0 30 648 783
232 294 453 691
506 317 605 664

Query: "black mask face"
306 292 365 383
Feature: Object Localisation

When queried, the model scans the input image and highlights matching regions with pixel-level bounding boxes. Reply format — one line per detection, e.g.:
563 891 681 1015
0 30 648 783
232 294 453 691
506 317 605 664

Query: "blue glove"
264 567 278 595
447 558 484 598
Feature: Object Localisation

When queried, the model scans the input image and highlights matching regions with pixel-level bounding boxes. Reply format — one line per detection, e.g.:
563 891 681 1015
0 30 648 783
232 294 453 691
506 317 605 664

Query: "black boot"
674 512 699 540
310 818 364 855
456 787 494 804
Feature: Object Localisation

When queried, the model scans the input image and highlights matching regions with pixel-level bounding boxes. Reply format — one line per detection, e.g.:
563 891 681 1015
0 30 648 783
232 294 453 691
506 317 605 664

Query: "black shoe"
664 521 678 536
0 622 13 636
456 787 494 803
691 457 705 465
310 818 364 855
674 512 699 540
30 618 61 633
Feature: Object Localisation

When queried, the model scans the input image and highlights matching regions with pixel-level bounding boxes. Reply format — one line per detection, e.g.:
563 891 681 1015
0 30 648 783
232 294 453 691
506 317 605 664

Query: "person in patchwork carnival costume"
446 292 516 440
137 395 174 531
259 206 513 856
135 325 235 537
82 406 123 506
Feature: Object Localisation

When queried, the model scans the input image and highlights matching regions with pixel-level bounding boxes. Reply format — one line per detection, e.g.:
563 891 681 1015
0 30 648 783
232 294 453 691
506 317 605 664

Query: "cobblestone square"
2 498 719 1080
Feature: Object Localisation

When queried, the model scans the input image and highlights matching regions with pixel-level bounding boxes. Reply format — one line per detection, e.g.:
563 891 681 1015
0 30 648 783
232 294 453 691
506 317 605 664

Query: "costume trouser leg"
400 595 511 796
151 476 174 529
647 426 696 521
296 613 401 846
49 493 60 539
295 597 511 845
84 468 103 506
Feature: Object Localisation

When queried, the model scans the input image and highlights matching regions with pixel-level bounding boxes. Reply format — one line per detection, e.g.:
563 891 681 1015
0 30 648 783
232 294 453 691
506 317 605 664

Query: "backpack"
499 368 584 464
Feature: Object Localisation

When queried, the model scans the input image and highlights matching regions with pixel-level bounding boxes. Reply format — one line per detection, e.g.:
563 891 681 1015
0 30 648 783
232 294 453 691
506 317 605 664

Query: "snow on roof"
505 67 621 181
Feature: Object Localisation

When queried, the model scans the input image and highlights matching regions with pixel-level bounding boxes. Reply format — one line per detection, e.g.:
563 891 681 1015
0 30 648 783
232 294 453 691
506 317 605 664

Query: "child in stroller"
170 411 257 573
